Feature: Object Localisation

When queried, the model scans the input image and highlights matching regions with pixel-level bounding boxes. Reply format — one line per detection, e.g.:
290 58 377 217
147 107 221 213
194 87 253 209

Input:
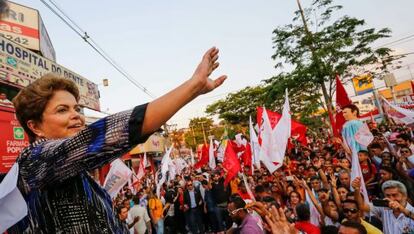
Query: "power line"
39 0 156 99
375 33 414 49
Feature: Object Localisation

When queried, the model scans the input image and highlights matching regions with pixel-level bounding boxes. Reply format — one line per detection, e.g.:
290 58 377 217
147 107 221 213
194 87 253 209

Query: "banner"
103 159 132 198
352 74 373 96
382 97 414 124
0 37 100 111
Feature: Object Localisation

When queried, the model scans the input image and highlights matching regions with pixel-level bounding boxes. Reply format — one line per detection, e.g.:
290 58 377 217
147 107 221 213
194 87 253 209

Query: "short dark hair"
116 205 127 215
340 221 367 234
358 150 369 156
296 203 310 221
310 176 320 182
255 185 265 193
132 195 140 204
343 104 360 117
321 225 339 234
368 142 382 149
343 199 359 209
229 196 246 210
397 133 411 142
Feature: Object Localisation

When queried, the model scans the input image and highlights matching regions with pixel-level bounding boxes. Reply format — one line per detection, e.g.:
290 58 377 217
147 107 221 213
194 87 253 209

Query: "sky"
14 0 414 128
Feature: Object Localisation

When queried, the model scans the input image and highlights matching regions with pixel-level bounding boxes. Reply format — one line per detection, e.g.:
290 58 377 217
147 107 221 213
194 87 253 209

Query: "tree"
207 0 396 131
269 0 393 129
206 85 267 125
184 117 226 150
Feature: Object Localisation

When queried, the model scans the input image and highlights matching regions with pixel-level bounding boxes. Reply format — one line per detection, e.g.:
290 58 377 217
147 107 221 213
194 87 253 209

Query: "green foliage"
206 0 395 132
205 86 267 125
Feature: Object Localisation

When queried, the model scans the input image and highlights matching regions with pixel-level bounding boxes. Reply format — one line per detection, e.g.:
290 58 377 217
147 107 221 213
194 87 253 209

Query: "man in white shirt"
361 180 414 234
130 196 152 234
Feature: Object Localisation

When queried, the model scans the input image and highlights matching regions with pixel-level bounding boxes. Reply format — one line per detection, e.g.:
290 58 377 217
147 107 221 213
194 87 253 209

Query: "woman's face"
290 192 300 205
30 90 85 140
337 187 348 201
379 169 393 183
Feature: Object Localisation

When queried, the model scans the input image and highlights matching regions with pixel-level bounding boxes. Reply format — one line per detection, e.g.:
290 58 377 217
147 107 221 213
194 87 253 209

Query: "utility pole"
200 121 208 145
189 125 197 147
296 0 335 133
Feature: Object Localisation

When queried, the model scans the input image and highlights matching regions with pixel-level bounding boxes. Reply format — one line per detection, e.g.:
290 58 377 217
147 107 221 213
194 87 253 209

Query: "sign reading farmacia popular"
0 37 101 111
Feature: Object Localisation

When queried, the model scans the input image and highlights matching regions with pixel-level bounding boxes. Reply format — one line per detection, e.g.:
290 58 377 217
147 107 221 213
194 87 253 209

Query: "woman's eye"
75 107 81 113
57 108 67 113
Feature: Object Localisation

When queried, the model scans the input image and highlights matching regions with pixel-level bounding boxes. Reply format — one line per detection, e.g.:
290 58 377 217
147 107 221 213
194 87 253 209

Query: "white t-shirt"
130 205 151 234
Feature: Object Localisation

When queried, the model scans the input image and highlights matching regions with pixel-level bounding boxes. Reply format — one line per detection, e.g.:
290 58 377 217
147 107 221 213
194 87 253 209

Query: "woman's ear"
27 120 43 138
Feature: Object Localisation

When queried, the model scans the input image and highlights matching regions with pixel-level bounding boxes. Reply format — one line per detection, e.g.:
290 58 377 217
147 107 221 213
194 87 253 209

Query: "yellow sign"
352 74 373 96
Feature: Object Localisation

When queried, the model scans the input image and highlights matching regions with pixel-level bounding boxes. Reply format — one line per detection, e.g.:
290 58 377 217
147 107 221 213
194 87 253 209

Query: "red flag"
223 141 241 186
256 107 307 146
194 144 209 169
411 80 414 93
239 143 252 168
335 75 352 136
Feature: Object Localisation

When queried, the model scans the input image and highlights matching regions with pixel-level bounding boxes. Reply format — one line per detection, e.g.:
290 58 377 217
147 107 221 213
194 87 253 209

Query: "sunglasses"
343 208 358 214
401 151 410 153
228 208 244 215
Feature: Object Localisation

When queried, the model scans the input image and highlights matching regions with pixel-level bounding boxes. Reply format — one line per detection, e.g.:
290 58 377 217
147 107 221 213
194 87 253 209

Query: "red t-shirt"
360 162 377 183
295 221 320 234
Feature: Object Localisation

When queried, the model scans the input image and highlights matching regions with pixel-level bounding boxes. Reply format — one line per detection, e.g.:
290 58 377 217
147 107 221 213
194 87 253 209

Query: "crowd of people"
112 119 414 234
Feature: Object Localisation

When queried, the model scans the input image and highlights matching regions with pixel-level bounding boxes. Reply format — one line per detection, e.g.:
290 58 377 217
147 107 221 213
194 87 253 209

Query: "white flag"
259 107 278 173
157 147 173 198
103 159 133 198
349 143 370 205
354 123 374 147
305 189 321 227
249 116 261 171
136 154 146 179
271 89 291 167
208 138 216 170
0 163 28 233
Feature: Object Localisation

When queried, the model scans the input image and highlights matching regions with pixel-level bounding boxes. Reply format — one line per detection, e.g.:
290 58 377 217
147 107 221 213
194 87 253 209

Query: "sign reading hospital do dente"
0 37 101 111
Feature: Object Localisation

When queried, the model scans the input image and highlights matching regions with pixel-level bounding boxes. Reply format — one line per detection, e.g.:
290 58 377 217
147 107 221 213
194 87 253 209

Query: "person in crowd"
396 133 414 157
183 180 204 234
7 47 226 233
338 221 367 234
148 189 164 234
294 203 320 234
338 169 351 189
130 195 152 234
227 196 263 233
357 180 414 234
342 199 382 234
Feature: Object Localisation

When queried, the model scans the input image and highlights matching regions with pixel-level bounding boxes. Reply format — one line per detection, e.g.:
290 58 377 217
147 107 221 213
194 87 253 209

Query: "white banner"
103 159 132 198
382 97 414 124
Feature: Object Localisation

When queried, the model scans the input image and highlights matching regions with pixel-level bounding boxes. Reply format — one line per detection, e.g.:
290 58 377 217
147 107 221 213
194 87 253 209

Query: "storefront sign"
0 37 100 111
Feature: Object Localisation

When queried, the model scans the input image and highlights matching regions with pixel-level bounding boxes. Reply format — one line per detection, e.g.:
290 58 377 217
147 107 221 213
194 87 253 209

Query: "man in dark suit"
183 180 204 234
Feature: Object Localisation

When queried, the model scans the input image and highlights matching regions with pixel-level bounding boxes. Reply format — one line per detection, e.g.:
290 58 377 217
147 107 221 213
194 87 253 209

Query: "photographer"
356 180 414 234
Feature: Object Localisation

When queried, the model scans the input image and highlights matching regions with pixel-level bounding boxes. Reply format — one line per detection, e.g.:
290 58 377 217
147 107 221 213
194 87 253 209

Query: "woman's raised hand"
191 47 227 95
